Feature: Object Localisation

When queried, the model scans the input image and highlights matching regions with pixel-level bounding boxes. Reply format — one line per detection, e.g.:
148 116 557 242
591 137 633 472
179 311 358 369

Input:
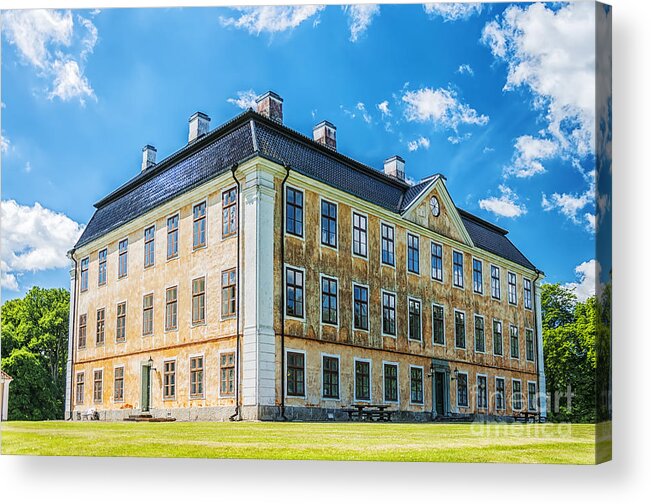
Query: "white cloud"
457 63 474 76
563 259 602 302
344 4 380 42
448 132 471 144
482 2 595 159
542 187 593 226
478 185 527 218
227 89 258 110
407 136 430 152
377 100 391 117
48 59 95 104
424 3 483 22
506 135 558 178
402 86 488 130
1 200 85 291
1 9 97 104
356 102 372 124
24 161 32 174
1 134 10 154
219 5 324 35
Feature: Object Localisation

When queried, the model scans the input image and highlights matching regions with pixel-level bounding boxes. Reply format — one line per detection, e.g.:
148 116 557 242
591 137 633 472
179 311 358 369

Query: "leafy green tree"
1 287 69 420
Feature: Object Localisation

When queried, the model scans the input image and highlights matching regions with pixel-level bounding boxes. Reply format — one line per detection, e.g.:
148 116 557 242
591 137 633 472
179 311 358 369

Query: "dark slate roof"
75 110 538 272
458 210 537 271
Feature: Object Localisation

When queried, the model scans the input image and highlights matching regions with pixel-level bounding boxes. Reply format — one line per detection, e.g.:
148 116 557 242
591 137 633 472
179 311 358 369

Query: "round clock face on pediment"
430 196 440 217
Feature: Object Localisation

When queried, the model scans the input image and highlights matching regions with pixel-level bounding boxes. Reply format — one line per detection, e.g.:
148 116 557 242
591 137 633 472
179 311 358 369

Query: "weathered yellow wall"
274 172 538 416
73 174 238 413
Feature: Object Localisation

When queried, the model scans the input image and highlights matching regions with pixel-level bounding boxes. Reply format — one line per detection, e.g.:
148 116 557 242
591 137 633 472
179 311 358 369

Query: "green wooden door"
141 365 151 412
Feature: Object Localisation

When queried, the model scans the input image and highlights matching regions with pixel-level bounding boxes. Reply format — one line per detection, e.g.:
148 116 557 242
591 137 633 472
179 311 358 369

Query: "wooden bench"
342 405 393 422
513 411 540 423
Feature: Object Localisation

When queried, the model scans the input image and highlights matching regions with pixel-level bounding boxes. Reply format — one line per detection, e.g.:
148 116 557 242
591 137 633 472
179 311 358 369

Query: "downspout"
67 250 78 420
279 163 291 421
229 163 242 421
533 269 543 419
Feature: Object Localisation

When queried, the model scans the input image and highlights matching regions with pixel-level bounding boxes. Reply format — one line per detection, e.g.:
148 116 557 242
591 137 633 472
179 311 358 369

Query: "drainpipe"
229 163 242 422
67 250 78 420
279 163 291 421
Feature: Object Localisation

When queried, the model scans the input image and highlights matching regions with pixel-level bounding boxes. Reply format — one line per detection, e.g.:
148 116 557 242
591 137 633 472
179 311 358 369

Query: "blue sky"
1 3 609 301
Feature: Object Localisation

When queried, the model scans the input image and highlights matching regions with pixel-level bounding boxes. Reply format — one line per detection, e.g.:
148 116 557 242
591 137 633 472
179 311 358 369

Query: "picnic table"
513 410 540 423
342 403 393 422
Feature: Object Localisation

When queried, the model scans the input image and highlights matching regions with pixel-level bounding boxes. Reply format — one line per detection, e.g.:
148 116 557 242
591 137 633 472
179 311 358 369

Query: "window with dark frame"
457 373 468 407
322 355 339 399
495 378 505 410
142 294 153 335
75 372 85 404
320 200 337 248
285 267 304 318
493 320 503 356
190 356 204 398
118 239 128 278
353 284 369 331
382 292 396 336
432 304 445 345
116 302 126 342
98 249 107 286
80 257 89 291
165 286 178 331
477 375 487 409
222 188 238 238
508 272 517 305
472 259 483 294
528 382 537 411
355 360 371 401
381 223 395 266
321 276 338 325
114 366 124 402
384 363 398 402
144 225 155 268
286 351 305 397
455 310 466 349
352 212 368 257
220 353 235 396
453 251 464 288
514 379 524 410
221 270 236 319
410 367 424 404
78 314 87 349
510 325 520 358
407 233 420 274
193 276 207 323
96 308 105 345
474 315 485 353
286 187 304 237
193 202 206 249
93 369 103 403
491 265 501 299
431 242 443 281
526 328 535 361
167 214 179 259
163 360 176 399
408 298 422 341
524 278 533 309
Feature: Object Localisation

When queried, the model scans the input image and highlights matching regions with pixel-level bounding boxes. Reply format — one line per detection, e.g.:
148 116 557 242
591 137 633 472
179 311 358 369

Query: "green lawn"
1 421 600 464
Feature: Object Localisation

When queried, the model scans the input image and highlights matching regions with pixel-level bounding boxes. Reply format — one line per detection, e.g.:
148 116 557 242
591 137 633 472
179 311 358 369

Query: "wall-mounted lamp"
147 356 156 372
451 368 459 381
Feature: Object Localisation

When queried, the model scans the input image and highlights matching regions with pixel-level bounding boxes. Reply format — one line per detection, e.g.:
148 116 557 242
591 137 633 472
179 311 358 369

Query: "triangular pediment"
401 176 473 246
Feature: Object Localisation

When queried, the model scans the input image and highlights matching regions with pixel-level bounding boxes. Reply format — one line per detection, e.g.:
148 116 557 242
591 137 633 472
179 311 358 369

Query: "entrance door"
435 371 446 416
141 365 151 412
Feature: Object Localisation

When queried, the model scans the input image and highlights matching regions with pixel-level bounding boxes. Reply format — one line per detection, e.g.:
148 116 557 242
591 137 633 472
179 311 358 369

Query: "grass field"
0 421 600 464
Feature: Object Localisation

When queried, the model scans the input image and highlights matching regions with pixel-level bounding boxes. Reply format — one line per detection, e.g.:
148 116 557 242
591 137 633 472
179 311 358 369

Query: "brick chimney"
188 112 210 143
384 155 405 181
313 121 337 150
255 91 283 124
141 145 157 171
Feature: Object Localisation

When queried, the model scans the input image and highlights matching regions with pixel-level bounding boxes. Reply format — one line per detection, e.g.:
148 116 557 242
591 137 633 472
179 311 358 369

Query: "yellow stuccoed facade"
68 155 545 422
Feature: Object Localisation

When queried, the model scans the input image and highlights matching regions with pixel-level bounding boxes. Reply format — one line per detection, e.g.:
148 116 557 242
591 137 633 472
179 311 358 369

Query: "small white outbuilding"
1 370 13 421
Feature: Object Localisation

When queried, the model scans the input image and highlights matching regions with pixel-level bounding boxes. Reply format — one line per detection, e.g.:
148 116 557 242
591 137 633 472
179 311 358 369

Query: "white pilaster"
64 261 76 419
535 279 547 419
2 379 10 421
240 164 278 409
